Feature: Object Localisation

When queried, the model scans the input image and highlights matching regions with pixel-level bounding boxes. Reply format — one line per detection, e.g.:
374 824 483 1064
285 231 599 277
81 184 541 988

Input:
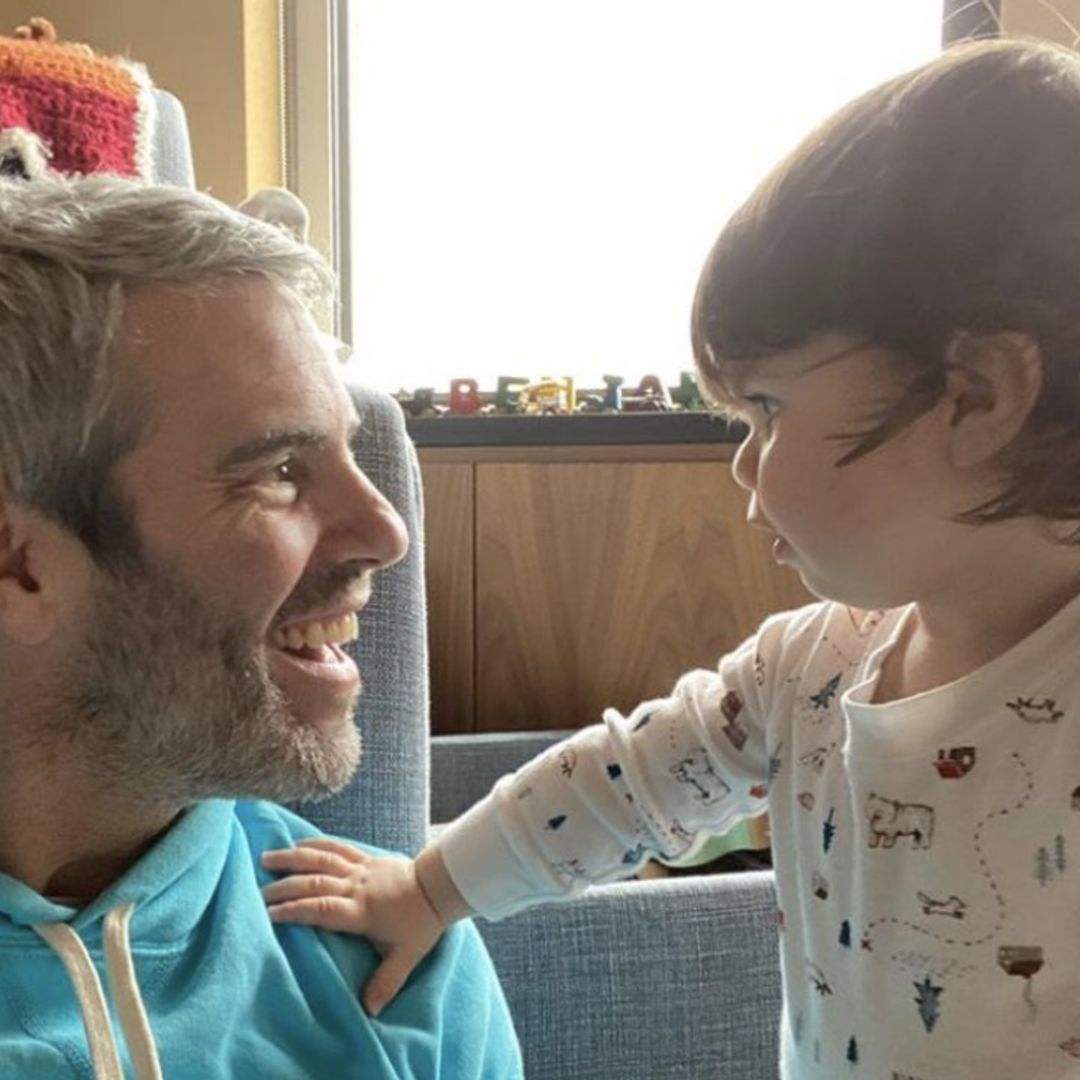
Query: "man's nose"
326 462 410 571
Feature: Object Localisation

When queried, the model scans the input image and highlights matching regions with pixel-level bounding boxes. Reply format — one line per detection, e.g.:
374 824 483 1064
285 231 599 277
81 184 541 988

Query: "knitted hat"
0 16 155 181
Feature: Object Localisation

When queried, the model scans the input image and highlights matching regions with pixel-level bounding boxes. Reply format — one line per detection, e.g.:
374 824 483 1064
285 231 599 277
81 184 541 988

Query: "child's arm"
430 666 770 917
262 633 775 1012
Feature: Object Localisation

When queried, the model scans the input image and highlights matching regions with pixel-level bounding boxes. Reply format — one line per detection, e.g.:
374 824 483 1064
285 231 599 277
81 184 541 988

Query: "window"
341 2 944 395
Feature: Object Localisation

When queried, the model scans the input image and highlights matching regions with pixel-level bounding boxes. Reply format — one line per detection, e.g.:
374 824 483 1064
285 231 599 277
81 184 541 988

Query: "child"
261 38 1080 1078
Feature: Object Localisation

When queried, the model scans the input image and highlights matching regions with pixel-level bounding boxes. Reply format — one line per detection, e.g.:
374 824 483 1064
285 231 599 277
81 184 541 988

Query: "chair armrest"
430 730 571 823
476 870 781 1080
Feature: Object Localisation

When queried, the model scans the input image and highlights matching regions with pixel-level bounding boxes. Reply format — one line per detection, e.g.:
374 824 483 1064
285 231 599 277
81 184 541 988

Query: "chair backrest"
295 386 430 854
151 89 196 188
152 87 431 855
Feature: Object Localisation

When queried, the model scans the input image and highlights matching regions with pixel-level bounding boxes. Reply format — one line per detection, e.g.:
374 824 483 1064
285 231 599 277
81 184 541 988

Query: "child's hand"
261 838 445 1016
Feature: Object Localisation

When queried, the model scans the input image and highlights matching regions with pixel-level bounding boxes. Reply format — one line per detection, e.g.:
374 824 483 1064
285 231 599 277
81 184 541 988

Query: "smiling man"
0 176 522 1079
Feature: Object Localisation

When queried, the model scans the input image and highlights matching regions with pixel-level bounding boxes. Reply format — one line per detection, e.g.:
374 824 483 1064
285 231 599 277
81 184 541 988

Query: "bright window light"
344 2 942 394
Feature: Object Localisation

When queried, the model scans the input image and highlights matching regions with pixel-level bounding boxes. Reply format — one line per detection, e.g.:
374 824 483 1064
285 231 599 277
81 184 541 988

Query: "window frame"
284 0 1000 443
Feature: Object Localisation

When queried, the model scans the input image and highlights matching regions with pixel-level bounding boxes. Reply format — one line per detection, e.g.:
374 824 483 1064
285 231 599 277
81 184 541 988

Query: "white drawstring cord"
32 920 124 1080
34 904 164 1080
103 903 164 1080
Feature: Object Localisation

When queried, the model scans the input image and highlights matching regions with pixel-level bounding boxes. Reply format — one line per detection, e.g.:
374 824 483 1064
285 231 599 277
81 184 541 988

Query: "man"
0 176 522 1079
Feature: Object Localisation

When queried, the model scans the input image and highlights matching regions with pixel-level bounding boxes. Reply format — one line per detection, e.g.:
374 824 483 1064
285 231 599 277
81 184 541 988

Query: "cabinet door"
419 462 475 734
474 460 810 732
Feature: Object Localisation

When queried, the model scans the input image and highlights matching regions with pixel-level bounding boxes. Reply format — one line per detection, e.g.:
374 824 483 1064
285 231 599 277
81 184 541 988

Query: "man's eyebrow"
216 418 362 472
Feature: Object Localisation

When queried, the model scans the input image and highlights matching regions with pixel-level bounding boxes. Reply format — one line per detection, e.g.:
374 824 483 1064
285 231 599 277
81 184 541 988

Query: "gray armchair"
155 85 782 1080
430 734 781 1079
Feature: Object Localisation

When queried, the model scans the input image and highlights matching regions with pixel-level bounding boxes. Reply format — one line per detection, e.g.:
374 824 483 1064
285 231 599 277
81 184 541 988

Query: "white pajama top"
436 595 1080 1079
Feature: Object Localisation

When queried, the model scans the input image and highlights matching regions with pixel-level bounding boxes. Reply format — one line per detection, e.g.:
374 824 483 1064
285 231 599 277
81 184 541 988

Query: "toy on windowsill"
519 376 576 415
394 387 444 417
576 374 623 413
396 371 714 419
674 371 705 411
448 378 490 416
602 374 624 411
495 376 530 414
621 374 673 412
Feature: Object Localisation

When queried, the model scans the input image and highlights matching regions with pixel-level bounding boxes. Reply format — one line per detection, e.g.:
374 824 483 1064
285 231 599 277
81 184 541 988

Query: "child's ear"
941 331 1042 469
0 495 68 647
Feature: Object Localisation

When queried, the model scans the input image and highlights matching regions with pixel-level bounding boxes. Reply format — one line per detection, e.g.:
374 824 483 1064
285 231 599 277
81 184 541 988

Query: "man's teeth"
272 612 359 651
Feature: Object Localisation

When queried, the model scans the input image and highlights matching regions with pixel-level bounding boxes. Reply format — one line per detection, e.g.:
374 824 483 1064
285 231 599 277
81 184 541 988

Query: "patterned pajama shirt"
437 596 1080 1079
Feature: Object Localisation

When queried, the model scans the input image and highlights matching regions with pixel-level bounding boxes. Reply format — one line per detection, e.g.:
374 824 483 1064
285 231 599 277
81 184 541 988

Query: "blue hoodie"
0 799 523 1079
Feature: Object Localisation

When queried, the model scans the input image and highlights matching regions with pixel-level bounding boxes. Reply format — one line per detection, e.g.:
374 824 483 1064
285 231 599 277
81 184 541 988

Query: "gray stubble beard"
44 554 363 807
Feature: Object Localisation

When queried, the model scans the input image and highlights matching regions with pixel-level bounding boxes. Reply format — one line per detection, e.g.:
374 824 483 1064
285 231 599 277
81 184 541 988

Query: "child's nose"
731 432 759 493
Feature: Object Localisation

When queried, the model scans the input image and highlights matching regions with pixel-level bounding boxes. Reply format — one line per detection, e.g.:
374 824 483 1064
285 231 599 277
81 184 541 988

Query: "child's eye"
743 394 780 423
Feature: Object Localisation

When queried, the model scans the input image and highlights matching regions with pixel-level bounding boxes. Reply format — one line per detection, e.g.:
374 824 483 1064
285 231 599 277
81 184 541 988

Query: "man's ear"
941 332 1043 470
0 497 70 647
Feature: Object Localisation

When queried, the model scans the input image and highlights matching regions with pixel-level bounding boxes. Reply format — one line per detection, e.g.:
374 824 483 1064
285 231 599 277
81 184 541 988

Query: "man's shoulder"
230 803 522 1073
229 800 489 962
232 798 397 860
229 799 498 963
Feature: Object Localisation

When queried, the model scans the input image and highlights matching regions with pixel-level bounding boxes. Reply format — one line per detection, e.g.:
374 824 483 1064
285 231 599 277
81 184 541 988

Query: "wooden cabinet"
419 443 811 734
419 462 475 734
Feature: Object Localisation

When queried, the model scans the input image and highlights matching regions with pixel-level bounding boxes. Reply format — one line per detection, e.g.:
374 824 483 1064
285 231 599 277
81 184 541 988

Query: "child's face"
726 333 972 609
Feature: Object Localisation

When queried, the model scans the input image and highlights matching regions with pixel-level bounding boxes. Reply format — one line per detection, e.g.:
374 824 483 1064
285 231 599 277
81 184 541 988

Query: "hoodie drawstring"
34 903 163 1080
102 904 163 1080
33 918 123 1080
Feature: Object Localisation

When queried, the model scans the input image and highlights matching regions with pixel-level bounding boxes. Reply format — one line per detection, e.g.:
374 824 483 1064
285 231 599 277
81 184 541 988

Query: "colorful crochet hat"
0 16 155 181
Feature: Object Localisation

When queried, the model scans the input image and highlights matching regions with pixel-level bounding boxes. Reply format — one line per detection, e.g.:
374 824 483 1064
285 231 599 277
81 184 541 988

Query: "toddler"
262 39 1080 1079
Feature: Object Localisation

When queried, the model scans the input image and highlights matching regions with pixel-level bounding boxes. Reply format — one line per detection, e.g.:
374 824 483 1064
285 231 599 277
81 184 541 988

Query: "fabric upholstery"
430 731 568 823
477 872 782 1080
151 89 195 187
293 384 431 855
433 732 783 1076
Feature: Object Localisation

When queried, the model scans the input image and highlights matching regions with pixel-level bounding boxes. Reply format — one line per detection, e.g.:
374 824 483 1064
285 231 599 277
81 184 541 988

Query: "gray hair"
0 175 334 563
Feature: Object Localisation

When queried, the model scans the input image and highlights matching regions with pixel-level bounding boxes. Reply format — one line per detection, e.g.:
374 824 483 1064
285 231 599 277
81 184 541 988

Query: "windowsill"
406 411 742 447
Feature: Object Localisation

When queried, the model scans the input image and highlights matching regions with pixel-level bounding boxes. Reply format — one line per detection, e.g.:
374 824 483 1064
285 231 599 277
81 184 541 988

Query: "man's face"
53 278 408 804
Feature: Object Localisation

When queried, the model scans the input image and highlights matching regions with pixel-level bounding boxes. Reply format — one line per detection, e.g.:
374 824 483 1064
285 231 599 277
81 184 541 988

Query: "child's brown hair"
691 39 1080 530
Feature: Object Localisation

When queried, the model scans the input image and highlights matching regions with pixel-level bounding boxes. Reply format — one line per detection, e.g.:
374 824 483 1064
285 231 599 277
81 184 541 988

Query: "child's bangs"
690 200 849 413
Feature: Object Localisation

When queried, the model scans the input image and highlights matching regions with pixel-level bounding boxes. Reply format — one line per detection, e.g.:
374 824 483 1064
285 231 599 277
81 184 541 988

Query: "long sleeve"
436 618 789 920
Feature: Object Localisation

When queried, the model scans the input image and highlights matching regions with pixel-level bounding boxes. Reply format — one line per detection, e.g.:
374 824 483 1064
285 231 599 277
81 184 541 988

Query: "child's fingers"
266 895 362 933
261 844 357 877
363 949 423 1017
262 872 354 905
293 837 370 864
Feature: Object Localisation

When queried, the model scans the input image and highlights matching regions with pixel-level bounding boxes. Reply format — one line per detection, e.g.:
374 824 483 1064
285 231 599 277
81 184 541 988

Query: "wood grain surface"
471 461 811 731
418 463 475 733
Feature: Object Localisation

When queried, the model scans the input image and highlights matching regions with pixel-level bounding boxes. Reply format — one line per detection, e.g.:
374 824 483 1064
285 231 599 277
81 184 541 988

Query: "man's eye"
272 458 306 484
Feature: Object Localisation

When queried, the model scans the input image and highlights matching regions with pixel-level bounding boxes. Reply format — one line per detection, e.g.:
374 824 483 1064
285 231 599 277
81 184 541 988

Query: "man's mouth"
270 611 360 663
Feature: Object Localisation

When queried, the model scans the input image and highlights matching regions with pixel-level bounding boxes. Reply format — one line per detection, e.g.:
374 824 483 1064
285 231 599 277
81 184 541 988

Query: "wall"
0 0 280 203
1003 0 1080 42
